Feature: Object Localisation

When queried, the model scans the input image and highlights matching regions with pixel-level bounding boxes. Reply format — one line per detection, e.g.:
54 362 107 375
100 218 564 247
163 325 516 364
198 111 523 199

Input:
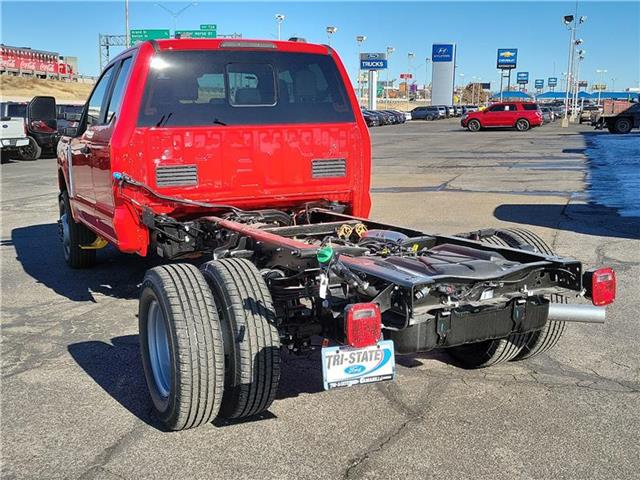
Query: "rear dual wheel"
448 228 566 368
139 259 281 431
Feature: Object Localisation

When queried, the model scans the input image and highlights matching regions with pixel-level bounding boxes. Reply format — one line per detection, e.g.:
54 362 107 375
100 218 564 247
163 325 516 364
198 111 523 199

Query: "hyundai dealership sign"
497 48 518 69
431 43 456 105
432 44 454 62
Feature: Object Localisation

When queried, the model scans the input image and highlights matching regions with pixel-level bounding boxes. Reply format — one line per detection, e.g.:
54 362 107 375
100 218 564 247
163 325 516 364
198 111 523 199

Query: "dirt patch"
0 76 94 103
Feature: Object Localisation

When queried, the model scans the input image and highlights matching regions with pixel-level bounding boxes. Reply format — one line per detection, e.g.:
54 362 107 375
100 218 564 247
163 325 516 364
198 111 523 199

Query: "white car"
403 111 412 121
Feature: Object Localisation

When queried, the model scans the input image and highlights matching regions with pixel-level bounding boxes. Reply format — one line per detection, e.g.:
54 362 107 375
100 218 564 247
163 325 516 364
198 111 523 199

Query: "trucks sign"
548 77 558 87
432 44 454 62
360 52 388 70
517 72 529 84
130 29 170 44
497 49 518 69
535 79 544 89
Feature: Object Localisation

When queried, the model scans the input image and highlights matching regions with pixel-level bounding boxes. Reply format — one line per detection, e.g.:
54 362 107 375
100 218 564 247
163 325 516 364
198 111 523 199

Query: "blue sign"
432 44 454 62
548 77 558 87
517 71 529 84
535 79 544 89
497 48 518 69
360 59 387 70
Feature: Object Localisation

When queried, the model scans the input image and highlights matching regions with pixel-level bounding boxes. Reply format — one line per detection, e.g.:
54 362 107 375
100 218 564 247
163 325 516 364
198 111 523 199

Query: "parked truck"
593 99 640 133
1 97 57 160
55 39 616 431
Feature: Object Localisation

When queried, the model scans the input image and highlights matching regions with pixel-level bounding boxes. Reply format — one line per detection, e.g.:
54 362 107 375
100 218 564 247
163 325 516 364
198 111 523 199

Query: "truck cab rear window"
138 50 354 127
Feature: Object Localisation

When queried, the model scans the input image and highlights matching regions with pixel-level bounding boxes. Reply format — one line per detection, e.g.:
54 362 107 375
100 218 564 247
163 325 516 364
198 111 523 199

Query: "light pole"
326 26 337 46
611 77 617 91
425 57 431 101
385 46 394 101
572 49 585 119
155 2 198 33
458 73 465 104
407 52 414 99
356 35 366 105
275 14 285 40
562 14 585 127
596 69 607 105
125 0 130 47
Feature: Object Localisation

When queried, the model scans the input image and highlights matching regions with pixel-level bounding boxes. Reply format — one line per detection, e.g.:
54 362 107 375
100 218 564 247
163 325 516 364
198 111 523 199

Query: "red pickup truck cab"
461 102 543 132
56 39 614 432
57 39 370 263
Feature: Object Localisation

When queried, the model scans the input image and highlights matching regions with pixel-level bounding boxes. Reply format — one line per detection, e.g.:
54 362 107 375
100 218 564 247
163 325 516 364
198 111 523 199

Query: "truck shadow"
10 223 158 302
67 336 325 431
493 131 640 240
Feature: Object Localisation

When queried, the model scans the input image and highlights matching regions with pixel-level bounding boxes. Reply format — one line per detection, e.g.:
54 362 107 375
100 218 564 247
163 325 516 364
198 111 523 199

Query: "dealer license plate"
321 340 395 390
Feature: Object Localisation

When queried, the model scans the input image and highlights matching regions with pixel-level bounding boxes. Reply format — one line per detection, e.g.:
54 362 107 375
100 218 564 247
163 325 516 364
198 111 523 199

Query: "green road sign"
175 29 217 39
130 29 170 44
200 24 217 32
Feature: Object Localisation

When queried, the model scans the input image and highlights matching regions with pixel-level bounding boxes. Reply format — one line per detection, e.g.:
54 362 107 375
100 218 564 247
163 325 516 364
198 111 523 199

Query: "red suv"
461 102 542 132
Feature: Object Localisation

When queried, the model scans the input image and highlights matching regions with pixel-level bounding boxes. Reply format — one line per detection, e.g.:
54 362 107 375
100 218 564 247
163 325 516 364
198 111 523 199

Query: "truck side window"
86 65 115 127
105 57 133 124
489 104 505 112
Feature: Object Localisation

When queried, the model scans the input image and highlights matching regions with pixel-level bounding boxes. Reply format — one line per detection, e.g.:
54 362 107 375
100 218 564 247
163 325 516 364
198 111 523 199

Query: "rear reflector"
587 267 616 306
344 303 381 348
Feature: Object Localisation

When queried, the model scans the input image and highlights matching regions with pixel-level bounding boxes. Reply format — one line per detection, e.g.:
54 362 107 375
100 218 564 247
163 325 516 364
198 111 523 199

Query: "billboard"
535 79 544 89
432 44 454 62
431 43 456 105
497 48 518 69
360 52 387 70
548 77 558 87
516 72 529 84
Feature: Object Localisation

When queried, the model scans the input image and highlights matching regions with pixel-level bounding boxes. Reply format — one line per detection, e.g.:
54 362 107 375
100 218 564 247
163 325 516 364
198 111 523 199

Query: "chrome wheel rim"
469 121 480 131
147 299 171 398
517 120 528 131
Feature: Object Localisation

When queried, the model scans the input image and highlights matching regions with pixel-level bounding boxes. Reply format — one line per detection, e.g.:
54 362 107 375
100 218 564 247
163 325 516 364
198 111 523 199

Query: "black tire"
17 137 42 160
139 264 225 431
426 115 434 121
467 119 481 132
58 191 97 268
613 117 632 134
201 258 281 419
448 335 528 369
478 227 567 361
515 118 530 131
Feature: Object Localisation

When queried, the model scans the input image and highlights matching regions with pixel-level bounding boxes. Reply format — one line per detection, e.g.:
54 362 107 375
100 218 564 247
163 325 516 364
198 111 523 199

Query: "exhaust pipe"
548 303 606 324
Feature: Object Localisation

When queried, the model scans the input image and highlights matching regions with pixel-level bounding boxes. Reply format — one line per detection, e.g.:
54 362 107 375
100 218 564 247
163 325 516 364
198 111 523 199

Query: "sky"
2 1 639 91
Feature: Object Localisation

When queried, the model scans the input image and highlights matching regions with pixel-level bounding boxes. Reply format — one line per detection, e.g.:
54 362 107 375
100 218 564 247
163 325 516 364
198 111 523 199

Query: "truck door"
91 56 133 236
68 64 115 227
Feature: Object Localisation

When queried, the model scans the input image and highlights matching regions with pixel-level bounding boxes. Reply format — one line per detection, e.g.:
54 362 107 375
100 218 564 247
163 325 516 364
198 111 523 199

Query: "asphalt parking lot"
2 119 639 479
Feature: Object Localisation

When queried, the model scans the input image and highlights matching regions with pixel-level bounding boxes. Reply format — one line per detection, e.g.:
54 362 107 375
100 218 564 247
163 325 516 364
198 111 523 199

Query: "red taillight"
590 267 616 306
344 303 381 348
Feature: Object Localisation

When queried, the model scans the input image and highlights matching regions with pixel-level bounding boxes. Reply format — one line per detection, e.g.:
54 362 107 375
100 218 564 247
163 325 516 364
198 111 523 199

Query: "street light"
562 13 585 127
611 77 617 91
385 46 394 100
407 52 414 99
425 57 431 101
155 2 198 33
596 69 607 105
275 14 285 40
572 51 585 117
356 35 366 105
326 26 337 46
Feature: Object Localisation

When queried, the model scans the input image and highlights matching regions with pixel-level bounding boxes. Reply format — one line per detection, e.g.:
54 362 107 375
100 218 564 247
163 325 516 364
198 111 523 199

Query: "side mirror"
62 126 78 137
28 96 57 132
